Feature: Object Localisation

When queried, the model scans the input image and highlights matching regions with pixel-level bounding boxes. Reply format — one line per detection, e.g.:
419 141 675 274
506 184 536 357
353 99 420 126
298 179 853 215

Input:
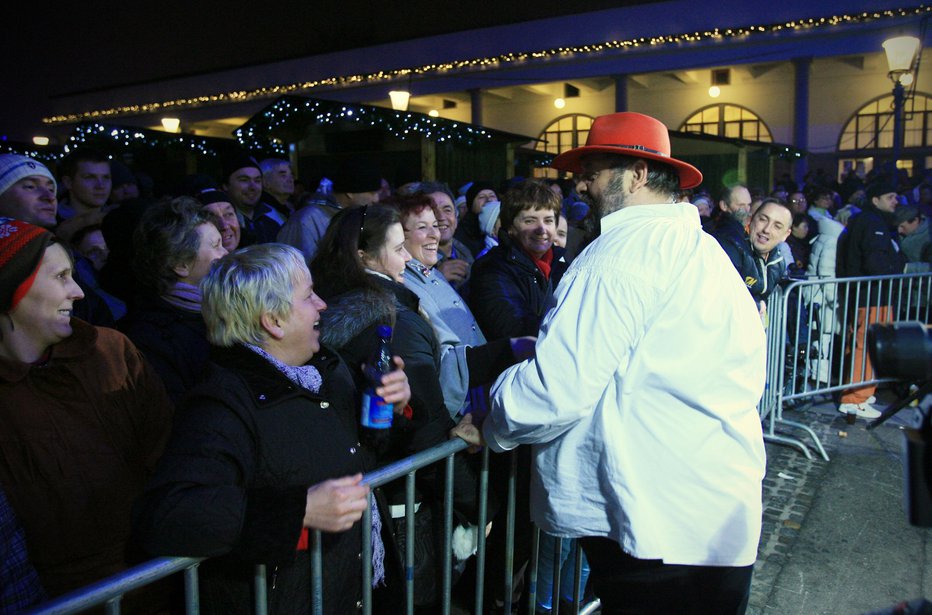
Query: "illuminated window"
838 93 932 151
679 104 772 142
534 114 595 178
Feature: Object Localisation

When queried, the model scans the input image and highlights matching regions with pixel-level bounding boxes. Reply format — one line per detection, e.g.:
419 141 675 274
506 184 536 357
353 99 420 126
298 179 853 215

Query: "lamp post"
882 35 920 168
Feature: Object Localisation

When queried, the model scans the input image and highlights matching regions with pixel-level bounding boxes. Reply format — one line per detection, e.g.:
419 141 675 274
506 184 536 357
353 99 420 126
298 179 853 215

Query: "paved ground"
749 390 932 615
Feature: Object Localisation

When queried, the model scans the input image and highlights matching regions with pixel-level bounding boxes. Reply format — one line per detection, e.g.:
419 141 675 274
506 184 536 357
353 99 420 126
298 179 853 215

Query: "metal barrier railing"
30 272 930 614
26 437 596 615
760 272 932 460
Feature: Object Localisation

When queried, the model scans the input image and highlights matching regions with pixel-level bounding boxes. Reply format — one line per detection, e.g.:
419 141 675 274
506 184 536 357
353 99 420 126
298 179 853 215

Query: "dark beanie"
331 156 381 193
466 181 497 209
110 160 136 187
866 182 897 201
221 153 261 183
197 190 233 206
0 217 55 312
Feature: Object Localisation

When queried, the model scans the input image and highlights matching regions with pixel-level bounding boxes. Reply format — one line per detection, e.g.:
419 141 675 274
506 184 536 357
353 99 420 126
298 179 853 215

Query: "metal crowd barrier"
759 271 932 460
27 439 597 615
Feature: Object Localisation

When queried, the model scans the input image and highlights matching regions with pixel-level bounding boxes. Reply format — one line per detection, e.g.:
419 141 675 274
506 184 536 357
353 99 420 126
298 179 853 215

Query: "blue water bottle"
360 325 394 429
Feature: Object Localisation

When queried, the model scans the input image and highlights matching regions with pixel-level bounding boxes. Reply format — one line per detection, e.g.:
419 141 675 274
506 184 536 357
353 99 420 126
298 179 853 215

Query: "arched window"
534 114 594 178
838 92 932 151
679 104 772 142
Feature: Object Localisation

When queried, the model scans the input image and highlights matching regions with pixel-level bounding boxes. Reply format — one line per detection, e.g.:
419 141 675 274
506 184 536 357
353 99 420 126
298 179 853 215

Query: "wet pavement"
749 391 932 614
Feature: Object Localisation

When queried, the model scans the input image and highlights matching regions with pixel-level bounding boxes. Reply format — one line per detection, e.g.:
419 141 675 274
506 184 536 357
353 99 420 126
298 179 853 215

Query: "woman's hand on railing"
375 356 412 414
304 474 370 532
450 413 485 453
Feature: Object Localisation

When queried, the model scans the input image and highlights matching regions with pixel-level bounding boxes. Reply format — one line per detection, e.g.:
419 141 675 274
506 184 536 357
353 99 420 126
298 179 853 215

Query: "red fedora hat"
551 112 702 189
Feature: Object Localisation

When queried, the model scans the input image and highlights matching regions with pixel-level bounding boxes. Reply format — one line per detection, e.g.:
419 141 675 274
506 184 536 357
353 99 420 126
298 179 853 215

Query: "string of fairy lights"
41 6 931 125
1 123 237 162
235 97 497 154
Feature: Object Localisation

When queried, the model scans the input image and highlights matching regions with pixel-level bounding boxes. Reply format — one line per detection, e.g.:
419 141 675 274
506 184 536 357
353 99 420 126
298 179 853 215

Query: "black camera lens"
868 322 932 381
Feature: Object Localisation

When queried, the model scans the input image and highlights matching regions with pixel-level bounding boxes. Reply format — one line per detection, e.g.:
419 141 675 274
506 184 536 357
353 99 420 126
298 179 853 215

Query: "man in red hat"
454 112 767 613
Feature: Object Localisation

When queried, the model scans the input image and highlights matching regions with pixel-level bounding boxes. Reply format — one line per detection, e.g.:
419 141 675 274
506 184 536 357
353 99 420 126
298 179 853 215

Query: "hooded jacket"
321 275 487 523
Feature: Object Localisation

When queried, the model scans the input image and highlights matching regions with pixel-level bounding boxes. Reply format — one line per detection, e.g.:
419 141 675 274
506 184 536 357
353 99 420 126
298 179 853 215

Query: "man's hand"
509 336 537 361
450 413 485 453
304 474 370 532
374 356 411 413
437 258 470 283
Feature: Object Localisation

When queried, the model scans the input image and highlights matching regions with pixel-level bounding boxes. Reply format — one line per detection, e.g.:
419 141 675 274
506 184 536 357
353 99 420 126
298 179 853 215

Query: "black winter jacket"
468 235 568 340
320 275 488 524
711 215 786 304
119 295 210 405
836 204 907 277
133 343 370 615
836 204 907 307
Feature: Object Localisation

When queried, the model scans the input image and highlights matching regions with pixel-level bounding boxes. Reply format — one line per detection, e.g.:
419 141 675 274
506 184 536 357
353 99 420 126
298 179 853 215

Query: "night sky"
1 1 657 141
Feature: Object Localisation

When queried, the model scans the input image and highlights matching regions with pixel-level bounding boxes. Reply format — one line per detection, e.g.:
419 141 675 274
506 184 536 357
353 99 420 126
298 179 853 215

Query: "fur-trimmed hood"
320 288 398 351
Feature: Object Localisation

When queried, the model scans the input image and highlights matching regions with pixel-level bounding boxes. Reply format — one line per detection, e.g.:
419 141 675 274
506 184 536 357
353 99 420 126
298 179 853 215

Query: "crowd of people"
0 110 929 614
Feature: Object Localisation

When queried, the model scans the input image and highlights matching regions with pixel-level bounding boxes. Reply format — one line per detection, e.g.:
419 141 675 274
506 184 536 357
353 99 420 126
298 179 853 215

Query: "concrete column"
793 57 812 188
613 75 628 112
470 89 483 126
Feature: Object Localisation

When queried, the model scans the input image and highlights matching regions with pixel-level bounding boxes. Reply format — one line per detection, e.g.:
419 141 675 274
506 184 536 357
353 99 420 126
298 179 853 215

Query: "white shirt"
484 202 766 567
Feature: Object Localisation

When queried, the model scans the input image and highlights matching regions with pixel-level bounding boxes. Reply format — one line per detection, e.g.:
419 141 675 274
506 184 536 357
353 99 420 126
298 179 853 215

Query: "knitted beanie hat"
478 200 502 237
0 217 55 312
0 155 57 197
221 153 261 183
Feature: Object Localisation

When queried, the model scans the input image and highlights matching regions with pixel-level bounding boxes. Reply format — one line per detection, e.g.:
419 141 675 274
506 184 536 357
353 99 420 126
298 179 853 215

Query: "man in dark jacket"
710 184 752 246
835 182 907 418
713 198 792 309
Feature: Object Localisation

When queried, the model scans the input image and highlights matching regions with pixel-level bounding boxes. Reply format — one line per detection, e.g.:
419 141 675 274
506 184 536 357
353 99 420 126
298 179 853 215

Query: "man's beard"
732 208 750 226
584 170 630 237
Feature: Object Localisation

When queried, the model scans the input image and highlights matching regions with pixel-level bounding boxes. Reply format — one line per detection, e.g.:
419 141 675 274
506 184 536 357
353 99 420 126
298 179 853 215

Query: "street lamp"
882 35 920 167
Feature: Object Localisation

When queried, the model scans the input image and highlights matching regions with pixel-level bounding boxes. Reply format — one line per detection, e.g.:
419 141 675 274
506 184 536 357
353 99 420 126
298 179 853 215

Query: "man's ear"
629 160 649 193
260 311 285 340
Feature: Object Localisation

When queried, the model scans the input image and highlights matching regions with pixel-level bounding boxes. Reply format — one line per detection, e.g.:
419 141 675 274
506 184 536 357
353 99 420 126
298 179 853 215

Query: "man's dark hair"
754 197 793 221
410 181 454 203
60 149 110 179
719 184 749 207
806 185 833 203
603 155 681 201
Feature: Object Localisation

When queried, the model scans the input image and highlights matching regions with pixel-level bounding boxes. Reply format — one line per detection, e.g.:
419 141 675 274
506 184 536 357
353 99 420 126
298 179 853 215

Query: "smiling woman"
469 179 568 340
119 197 227 404
0 217 174 599
134 243 410 615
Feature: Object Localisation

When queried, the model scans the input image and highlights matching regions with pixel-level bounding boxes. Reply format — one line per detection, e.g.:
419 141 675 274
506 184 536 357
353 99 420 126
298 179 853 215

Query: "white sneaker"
866 396 877 404
838 402 881 419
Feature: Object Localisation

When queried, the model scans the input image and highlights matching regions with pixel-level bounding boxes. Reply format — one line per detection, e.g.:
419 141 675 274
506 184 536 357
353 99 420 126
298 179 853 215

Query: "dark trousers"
579 537 752 615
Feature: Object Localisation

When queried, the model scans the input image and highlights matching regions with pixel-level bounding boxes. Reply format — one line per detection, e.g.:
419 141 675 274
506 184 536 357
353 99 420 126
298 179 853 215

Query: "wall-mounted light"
32 136 50 146
161 117 181 132
554 98 566 109
389 90 410 111
708 86 721 98
428 109 440 117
